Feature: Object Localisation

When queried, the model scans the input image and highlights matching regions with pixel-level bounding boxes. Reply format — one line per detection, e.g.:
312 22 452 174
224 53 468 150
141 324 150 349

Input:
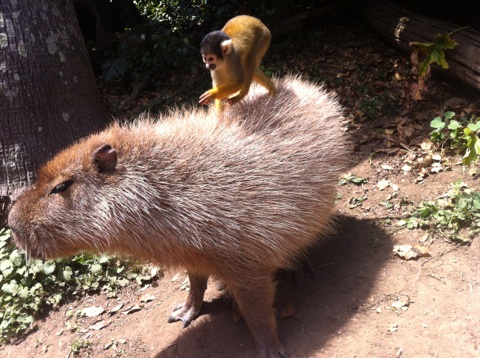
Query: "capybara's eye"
50 180 74 195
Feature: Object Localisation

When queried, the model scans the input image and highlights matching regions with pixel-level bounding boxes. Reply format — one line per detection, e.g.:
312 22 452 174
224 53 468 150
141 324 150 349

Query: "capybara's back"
9 75 350 357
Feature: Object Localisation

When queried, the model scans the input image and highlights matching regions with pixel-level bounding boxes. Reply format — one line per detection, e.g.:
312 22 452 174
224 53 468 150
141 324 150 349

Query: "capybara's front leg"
231 275 288 358
168 272 208 327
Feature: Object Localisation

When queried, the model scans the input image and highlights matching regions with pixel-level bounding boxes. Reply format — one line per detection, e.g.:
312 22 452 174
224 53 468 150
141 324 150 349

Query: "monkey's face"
202 54 219 71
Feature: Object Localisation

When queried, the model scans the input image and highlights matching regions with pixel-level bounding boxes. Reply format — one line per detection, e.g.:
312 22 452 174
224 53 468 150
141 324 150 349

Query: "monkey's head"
200 30 233 71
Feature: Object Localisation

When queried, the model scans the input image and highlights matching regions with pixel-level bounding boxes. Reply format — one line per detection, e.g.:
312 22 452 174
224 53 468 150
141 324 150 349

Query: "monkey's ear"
221 39 233 56
92 144 117 174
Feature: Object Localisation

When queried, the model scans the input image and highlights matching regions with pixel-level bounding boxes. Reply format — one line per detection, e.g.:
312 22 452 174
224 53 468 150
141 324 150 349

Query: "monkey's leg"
254 67 276 94
230 275 288 358
168 271 208 327
228 81 253 104
227 54 257 104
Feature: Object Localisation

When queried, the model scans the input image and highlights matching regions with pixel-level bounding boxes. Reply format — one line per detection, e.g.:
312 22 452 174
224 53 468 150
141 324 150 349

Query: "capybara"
8 76 350 357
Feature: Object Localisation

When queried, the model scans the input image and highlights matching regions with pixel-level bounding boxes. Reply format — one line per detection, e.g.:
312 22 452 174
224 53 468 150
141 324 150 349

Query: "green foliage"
430 111 480 165
101 22 197 83
399 181 480 242
69 338 92 356
406 27 466 101
135 0 206 29
0 229 154 344
349 195 367 208
410 27 467 78
339 173 368 186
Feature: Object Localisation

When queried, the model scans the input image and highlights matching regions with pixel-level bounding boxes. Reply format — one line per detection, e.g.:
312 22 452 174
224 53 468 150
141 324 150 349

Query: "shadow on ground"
155 214 392 357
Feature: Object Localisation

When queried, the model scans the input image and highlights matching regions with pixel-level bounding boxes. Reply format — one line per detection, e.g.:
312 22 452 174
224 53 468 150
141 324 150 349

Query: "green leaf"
9 251 24 267
2 280 19 295
90 264 103 274
462 128 480 165
447 120 461 130
16 315 34 325
0 259 13 277
17 286 29 299
467 122 480 132
42 261 56 275
62 266 73 281
98 255 110 264
444 111 455 119
430 117 446 129
339 173 368 186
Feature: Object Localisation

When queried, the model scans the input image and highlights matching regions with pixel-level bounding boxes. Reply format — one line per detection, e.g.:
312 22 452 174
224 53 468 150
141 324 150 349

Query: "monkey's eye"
50 180 74 195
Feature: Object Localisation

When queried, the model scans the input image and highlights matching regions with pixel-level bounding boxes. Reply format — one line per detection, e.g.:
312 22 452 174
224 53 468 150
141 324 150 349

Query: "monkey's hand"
199 89 217 105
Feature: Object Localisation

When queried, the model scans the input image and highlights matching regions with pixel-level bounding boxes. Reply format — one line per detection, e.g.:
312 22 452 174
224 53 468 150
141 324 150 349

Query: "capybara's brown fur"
8 76 349 357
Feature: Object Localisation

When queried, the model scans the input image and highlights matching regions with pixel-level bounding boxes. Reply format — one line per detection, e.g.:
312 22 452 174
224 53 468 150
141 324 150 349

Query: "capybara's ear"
92 144 117 173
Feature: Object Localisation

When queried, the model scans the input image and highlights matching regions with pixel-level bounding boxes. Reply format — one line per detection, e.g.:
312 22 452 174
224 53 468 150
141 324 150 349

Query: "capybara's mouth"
9 229 46 261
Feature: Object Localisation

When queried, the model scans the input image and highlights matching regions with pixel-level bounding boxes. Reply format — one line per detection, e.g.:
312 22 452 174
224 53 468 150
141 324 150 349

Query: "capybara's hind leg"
231 276 288 358
168 272 208 327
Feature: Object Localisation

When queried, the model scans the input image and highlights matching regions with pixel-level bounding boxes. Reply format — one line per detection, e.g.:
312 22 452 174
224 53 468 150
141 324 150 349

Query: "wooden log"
361 0 480 91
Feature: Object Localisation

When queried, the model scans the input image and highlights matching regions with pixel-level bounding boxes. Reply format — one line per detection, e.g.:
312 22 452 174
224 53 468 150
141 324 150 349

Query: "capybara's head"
8 142 120 260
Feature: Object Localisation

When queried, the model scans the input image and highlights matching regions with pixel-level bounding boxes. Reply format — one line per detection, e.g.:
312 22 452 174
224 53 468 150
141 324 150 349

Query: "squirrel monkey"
199 15 276 112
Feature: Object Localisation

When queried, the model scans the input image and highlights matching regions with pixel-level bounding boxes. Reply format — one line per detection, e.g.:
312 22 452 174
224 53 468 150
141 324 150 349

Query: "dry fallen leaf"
420 139 433 151
377 179 390 190
109 303 123 314
430 162 443 173
80 306 105 317
388 323 398 332
140 294 155 303
390 296 411 313
150 267 160 278
122 305 142 315
89 320 111 331
402 164 412 173
393 245 431 260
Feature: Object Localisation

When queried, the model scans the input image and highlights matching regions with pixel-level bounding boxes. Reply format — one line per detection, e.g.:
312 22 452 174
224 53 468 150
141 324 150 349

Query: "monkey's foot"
168 302 202 327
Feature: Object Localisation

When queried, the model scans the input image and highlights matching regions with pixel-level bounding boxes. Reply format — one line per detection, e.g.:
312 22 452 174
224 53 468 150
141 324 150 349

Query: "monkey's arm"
199 83 243 105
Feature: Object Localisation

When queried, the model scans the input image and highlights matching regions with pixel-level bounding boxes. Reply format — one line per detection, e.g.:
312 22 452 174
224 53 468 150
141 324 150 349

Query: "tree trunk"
0 0 110 215
361 0 480 91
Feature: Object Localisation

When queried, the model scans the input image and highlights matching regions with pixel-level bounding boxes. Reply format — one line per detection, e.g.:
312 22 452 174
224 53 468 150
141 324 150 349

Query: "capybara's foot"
168 302 202 327
168 272 207 327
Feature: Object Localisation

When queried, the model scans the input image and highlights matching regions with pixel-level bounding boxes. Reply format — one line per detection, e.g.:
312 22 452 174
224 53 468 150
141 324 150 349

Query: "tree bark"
361 0 480 91
0 0 110 204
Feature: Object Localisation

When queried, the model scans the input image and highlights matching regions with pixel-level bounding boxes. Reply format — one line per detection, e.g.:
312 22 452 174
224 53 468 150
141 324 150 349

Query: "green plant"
398 181 480 242
406 27 467 100
349 195 367 208
430 111 480 165
339 173 368 186
101 22 197 83
69 338 92 356
410 28 467 78
0 229 154 344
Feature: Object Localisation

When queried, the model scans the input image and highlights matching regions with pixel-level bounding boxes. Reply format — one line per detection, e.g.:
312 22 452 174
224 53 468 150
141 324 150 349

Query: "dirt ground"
2 20 480 358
